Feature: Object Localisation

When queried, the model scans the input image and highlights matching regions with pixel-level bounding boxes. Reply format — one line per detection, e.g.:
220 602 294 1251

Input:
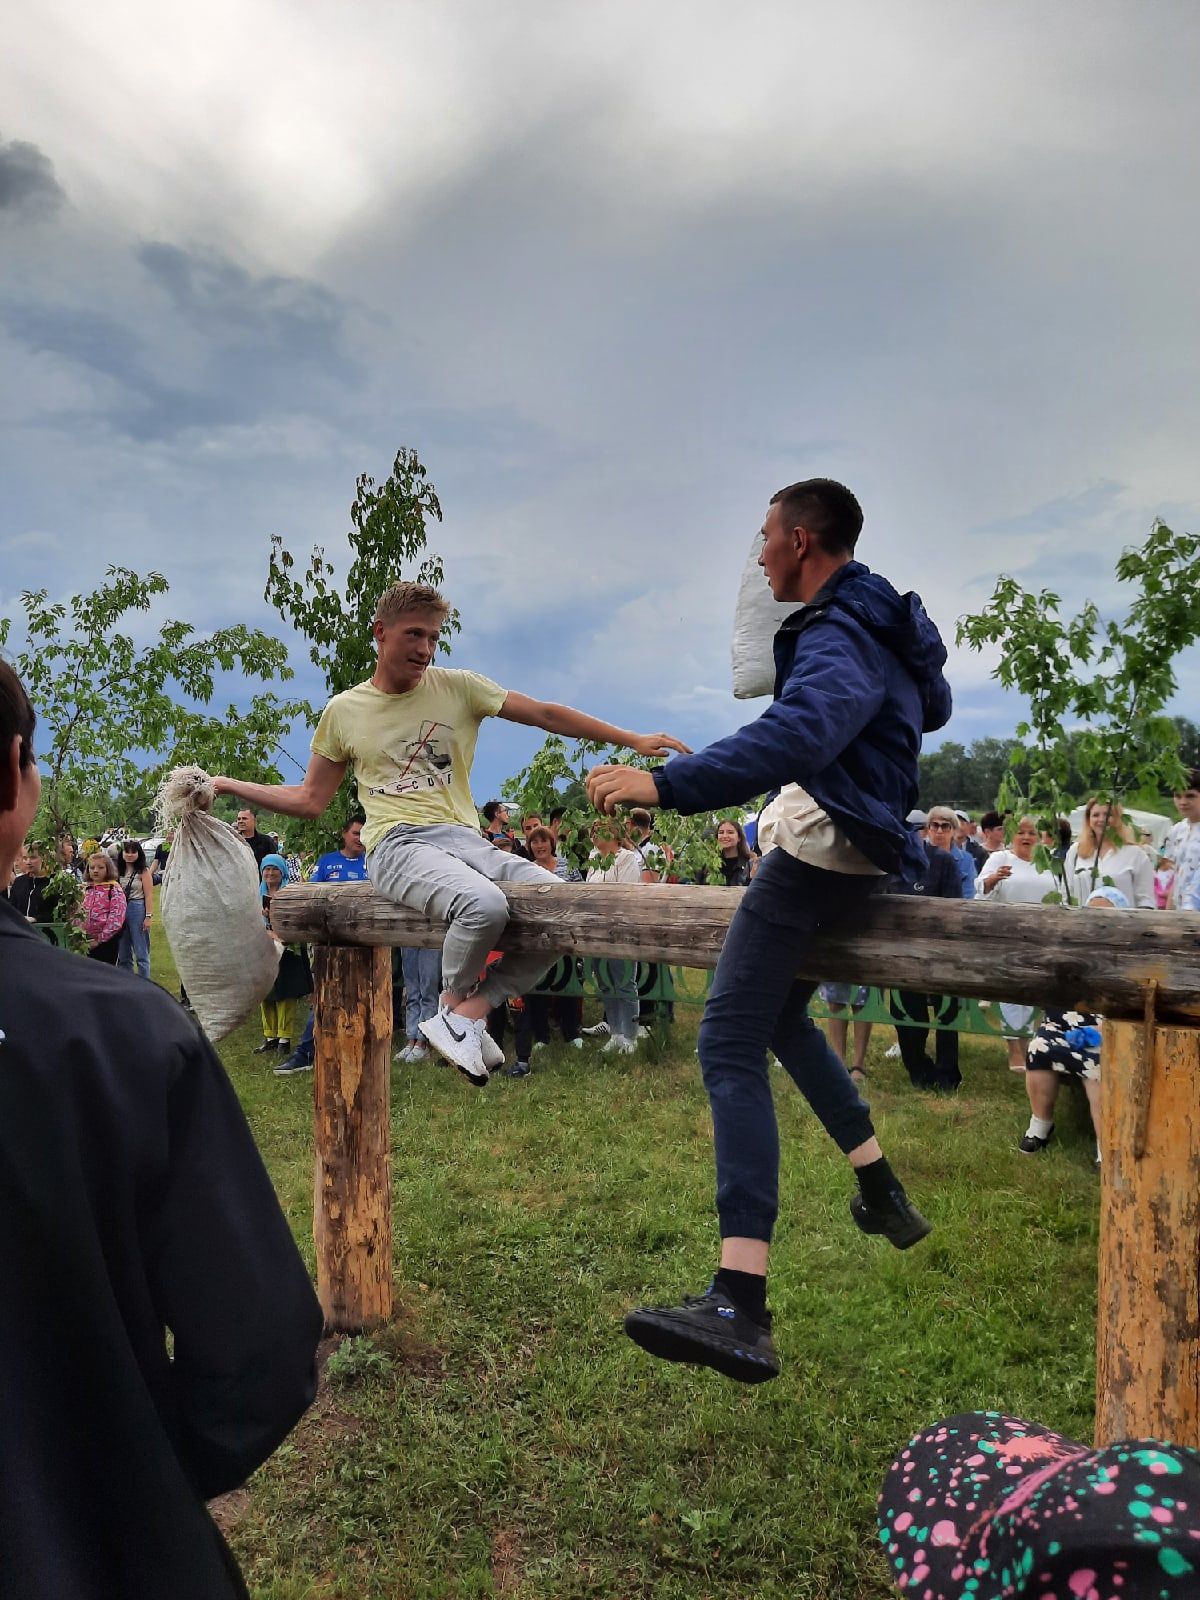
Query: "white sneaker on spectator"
408 1041 431 1062
477 1024 505 1070
884 1043 902 1059
393 1042 414 1063
582 1020 610 1038
603 1034 637 1055
420 1008 489 1085
569 1037 584 1050
636 1025 652 1041
531 1041 546 1054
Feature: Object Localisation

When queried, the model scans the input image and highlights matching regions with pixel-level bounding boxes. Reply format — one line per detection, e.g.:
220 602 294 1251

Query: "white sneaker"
393 1043 414 1063
885 1043 902 1059
408 1041 430 1062
636 1025 652 1041
603 1034 637 1055
581 1020 610 1038
477 1023 505 1070
531 1041 546 1055
569 1037 584 1050
419 1008 489 1086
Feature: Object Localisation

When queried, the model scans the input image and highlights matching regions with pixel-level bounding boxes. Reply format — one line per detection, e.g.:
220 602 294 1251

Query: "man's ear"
0 736 20 814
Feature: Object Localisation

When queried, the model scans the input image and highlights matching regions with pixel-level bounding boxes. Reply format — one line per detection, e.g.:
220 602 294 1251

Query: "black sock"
713 1267 767 1323
856 1156 902 1210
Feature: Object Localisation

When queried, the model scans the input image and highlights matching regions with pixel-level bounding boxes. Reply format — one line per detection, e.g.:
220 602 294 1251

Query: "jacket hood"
825 563 952 733
260 852 289 889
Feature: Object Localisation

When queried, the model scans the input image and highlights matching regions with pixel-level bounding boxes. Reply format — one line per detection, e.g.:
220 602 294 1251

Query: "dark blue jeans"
697 849 879 1242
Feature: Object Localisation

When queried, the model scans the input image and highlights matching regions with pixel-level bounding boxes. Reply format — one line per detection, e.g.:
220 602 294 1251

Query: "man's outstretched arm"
211 751 347 819
498 691 690 759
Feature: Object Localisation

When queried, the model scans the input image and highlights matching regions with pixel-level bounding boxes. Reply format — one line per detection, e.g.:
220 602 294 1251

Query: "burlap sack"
156 768 281 1043
730 530 796 699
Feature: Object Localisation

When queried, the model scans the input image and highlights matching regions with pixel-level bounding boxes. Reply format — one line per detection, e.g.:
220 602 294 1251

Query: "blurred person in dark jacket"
7 838 53 922
589 477 949 1384
0 659 324 1600
888 804 965 1092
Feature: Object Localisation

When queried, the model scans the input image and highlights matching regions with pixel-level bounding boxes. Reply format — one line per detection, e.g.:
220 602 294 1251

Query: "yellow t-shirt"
311 669 508 853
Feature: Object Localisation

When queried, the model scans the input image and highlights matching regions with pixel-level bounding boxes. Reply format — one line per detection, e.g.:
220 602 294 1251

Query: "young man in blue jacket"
588 478 952 1384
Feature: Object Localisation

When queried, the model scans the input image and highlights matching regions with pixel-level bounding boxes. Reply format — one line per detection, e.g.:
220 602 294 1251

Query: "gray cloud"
0 135 65 216
1 0 1198 796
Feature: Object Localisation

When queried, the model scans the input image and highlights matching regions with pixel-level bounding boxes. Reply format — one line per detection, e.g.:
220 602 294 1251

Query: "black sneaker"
624 1285 780 1384
850 1188 933 1250
274 1053 313 1077
1018 1126 1054 1154
253 1038 279 1055
504 1060 531 1078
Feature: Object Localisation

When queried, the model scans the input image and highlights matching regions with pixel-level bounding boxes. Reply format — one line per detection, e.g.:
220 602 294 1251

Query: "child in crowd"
83 850 126 963
257 853 312 1056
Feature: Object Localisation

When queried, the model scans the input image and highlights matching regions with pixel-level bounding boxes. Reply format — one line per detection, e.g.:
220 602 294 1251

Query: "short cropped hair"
0 659 37 773
374 582 450 627
979 810 1005 832
482 799 505 824
1178 769 1200 793
628 808 653 832
549 806 566 825
769 478 864 557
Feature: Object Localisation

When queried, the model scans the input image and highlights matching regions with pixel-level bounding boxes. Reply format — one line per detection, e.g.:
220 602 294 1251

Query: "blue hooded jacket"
652 561 952 882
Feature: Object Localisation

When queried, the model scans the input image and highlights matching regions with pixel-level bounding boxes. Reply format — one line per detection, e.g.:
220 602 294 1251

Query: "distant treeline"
918 717 1200 815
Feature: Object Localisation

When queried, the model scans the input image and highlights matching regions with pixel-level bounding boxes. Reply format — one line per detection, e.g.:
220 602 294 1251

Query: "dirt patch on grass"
491 1527 525 1596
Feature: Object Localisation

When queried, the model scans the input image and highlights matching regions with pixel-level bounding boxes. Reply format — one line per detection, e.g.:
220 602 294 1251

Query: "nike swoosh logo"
444 1016 467 1042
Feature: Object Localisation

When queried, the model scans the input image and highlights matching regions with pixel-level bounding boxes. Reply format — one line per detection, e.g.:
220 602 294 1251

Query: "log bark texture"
1096 1020 1200 1448
274 882 1200 1022
312 945 394 1332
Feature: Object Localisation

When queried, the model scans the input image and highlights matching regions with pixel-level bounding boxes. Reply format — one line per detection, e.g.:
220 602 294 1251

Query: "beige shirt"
757 783 883 876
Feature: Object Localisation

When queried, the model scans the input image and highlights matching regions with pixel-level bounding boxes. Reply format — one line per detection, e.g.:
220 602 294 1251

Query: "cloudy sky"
3 0 1198 803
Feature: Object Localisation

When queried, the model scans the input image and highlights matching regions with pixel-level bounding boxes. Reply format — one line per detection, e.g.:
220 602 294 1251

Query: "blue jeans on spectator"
697 848 879 1243
116 900 150 979
402 946 442 1040
289 1007 316 1066
589 958 639 1041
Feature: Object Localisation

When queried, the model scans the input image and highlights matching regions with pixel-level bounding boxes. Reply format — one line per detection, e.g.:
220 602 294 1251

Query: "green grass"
152 942 1100 1599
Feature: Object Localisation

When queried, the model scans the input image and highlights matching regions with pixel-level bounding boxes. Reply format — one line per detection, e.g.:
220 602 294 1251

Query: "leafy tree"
957 519 1200 899
503 733 750 883
263 446 455 853
1172 716 1200 771
1 566 302 842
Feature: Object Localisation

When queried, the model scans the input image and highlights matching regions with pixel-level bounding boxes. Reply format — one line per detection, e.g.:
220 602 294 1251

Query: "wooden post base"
1096 1020 1200 1447
313 945 394 1333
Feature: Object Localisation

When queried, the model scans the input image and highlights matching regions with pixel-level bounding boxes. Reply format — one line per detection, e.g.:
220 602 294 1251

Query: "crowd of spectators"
5 776 1199 1133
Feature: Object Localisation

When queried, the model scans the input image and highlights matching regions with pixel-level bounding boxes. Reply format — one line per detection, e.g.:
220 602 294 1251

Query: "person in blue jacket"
588 478 952 1384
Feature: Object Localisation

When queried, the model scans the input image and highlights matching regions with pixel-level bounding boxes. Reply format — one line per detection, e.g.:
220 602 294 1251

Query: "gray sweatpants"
368 823 562 1006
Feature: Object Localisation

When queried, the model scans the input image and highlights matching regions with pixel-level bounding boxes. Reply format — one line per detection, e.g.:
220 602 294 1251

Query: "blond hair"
374 582 450 627
87 851 117 882
1075 797 1135 860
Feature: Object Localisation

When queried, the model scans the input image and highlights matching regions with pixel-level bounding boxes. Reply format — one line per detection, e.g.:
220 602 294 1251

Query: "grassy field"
153 942 1100 1599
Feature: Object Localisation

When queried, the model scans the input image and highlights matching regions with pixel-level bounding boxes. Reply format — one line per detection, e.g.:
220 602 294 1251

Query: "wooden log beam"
312 945 394 1332
274 882 1200 1023
1096 1020 1200 1449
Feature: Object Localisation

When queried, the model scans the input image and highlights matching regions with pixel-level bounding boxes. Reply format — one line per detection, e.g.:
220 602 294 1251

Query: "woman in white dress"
1061 798 1155 909
975 815 1060 1069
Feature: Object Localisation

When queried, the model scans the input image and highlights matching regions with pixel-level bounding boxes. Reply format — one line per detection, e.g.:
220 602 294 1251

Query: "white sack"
731 532 796 699
156 767 281 1043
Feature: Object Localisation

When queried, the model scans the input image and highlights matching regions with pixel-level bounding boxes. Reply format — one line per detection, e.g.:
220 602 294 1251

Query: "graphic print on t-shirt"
369 720 455 798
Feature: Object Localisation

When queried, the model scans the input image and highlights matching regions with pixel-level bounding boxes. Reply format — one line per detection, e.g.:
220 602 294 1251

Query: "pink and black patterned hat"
877 1412 1200 1599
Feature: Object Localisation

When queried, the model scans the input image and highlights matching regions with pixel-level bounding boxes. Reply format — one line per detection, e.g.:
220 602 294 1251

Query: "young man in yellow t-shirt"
214 582 688 1084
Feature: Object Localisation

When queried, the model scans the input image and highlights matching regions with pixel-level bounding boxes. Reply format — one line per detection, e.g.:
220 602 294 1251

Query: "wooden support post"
1096 1018 1200 1448
312 945 394 1333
